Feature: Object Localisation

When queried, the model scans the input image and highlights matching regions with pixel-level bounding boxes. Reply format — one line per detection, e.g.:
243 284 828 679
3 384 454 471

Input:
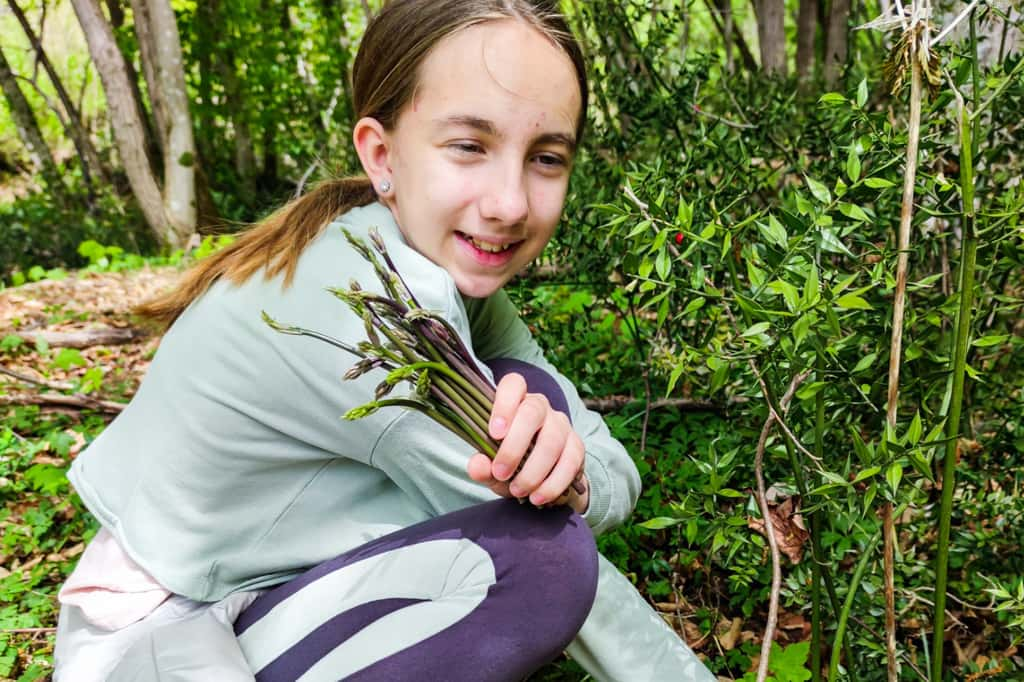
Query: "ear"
353 117 394 194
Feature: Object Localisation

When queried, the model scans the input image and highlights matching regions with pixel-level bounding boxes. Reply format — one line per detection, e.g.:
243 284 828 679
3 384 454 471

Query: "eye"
448 141 484 155
533 153 568 170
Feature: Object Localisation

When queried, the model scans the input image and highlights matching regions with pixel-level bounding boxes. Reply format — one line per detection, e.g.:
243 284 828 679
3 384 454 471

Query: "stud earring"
379 179 392 194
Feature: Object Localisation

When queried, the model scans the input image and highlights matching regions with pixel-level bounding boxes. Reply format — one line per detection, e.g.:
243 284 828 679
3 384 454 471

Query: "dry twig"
0 364 74 391
753 371 809 682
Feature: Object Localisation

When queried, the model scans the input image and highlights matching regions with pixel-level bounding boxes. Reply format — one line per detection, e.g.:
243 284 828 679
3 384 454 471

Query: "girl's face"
376 19 581 299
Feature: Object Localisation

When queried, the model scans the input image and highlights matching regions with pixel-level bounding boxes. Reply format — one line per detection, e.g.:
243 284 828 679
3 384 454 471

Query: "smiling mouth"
456 231 521 253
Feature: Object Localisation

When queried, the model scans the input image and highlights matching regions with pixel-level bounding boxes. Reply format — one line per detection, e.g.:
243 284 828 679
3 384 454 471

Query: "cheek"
416 162 481 207
531 183 568 225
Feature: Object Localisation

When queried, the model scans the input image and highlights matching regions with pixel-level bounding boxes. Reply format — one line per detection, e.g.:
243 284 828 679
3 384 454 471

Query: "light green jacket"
69 201 641 602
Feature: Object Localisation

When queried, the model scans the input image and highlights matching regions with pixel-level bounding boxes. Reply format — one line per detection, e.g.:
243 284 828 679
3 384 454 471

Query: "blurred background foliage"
1 0 1022 679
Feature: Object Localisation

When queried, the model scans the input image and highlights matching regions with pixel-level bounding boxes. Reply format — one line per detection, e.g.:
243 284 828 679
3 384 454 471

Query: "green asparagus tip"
385 365 418 384
343 403 380 420
261 310 299 334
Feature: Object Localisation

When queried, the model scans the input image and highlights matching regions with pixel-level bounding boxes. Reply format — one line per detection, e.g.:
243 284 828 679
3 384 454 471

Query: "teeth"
467 235 513 253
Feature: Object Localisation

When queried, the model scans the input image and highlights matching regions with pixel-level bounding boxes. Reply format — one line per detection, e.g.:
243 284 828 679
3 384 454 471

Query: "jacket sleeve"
466 291 642 535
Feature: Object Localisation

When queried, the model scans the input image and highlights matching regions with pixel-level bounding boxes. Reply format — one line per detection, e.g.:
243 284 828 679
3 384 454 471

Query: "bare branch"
0 364 73 391
753 371 808 682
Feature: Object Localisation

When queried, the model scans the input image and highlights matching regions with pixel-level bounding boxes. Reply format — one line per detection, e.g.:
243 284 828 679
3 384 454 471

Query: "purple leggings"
234 360 599 681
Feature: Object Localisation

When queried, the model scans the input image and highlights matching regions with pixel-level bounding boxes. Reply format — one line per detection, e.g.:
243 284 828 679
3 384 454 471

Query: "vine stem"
931 57 979 682
812 353 825 682
830 530 884 680
754 371 809 682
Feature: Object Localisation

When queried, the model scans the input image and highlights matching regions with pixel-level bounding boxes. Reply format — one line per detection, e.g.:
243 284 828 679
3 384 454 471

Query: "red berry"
675 232 684 244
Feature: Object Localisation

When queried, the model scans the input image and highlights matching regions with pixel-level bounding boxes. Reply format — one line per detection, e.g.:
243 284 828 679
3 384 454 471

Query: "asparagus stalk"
263 227 585 499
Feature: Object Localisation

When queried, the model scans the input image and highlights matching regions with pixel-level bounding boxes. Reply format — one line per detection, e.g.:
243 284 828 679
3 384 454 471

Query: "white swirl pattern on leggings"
235 538 495 680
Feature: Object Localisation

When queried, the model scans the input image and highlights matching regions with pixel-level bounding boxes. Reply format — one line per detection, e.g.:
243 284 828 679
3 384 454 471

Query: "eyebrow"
435 114 577 153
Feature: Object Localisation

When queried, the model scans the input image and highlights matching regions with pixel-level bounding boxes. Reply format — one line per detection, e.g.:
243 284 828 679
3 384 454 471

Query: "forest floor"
0 267 178 679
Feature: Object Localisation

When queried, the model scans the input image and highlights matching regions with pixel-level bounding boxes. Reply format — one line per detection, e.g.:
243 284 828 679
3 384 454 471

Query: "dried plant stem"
882 24 926 681
754 371 808 682
753 415 782 682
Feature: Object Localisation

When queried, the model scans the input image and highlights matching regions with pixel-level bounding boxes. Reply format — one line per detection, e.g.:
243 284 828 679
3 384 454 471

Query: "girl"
54 1 714 680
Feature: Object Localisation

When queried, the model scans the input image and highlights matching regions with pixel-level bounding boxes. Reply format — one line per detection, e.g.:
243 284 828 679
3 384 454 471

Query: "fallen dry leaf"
683 620 707 649
716 616 743 651
748 493 810 563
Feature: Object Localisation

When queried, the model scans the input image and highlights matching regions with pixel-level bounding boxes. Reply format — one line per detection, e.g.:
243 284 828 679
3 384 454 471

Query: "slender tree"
0 44 65 200
105 0 162 173
796 0 818 82
753 0 788 75
129 0 198 236
705 0 759 72
70 0 181 245
824 0 852 87
7 0 108 188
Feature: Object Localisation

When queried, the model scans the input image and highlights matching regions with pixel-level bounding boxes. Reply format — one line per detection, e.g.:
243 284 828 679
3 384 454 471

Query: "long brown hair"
137 0 589 328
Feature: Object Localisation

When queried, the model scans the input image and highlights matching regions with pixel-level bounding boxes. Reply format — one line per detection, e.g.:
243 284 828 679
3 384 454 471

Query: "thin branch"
623 183 687 262
0 392 125 413
294 159 320 198
754 371 808 682
930 0 983 47
748 365 827 470
582 395 729 413
0 364 74 391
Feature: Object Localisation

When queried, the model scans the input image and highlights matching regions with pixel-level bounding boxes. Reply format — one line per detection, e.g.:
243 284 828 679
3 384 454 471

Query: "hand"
466 372 589 514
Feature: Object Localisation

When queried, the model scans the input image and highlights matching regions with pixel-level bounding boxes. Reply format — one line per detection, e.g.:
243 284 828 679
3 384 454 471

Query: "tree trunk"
128 0 168 150
753 0 787 75
7 0 108 188
70 0 176 245
193 0 216 164
717 0 735 74
796 0 818 82
705 0 759 72
215 53 257 192
0 45 65 198
824 0 851 87
130 0 197 238
106 0 162 177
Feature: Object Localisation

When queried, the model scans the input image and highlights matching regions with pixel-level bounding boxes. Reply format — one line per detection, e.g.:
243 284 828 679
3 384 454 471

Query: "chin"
453 274 507 299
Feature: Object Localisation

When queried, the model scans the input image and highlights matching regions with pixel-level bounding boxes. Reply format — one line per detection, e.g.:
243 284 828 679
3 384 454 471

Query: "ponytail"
135 177 377 329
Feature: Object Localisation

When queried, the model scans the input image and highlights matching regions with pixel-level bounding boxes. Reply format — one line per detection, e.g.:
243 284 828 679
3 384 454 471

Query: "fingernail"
530 493 545 506
490 417 506 436
493 464 511 481
509 482 523 497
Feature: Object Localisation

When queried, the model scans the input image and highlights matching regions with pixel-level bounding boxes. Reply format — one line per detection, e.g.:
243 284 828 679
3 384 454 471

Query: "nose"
479 161 529 227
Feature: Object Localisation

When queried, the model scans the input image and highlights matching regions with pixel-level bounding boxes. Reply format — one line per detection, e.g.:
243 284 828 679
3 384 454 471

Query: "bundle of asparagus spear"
262 227 584 500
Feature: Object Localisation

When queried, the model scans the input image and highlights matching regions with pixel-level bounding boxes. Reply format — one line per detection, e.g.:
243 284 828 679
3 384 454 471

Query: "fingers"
525 429 585 506
493 392 549 482
508 409 568 499
466 453 511 498
479 373 586 509
489 372 527 441
467 452 496 483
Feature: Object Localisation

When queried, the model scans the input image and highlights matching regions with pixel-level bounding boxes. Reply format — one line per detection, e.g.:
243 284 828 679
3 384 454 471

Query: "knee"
484 501 599 637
